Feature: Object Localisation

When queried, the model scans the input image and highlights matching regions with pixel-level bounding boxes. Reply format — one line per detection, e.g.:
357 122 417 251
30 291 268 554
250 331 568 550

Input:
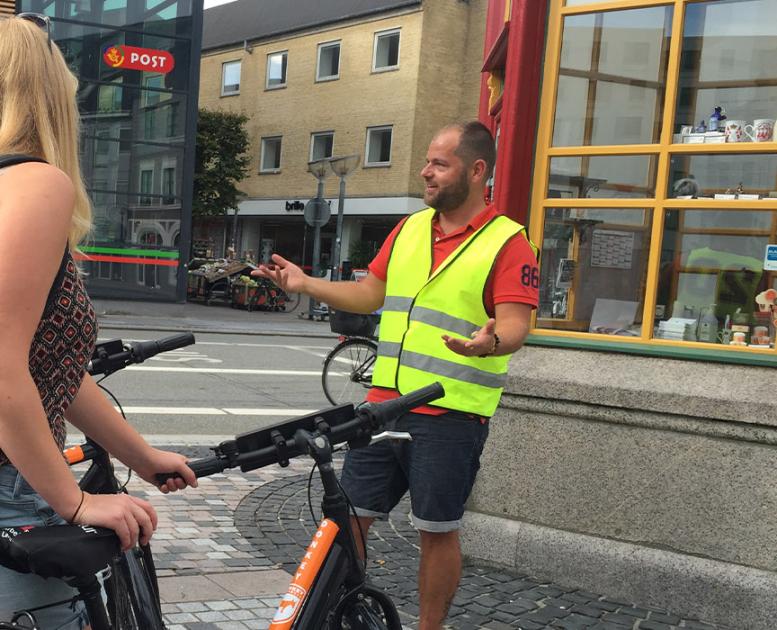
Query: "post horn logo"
103 45 125 68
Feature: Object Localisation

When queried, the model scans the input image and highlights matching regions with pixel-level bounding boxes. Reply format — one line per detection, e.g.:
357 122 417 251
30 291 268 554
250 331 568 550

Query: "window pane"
318 44 340 79
548 155 657 198
262 138 282 170
367 128 392 164
669 153 777 199
675 0 777 135
267 52 287 87
312 134 334 161
375 32 399 68
536 207 652 336
553 7 673 147
656 209 776 347
222 61 240 94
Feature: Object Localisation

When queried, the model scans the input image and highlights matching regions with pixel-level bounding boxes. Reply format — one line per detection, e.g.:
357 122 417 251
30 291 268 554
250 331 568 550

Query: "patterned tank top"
0 250 97 467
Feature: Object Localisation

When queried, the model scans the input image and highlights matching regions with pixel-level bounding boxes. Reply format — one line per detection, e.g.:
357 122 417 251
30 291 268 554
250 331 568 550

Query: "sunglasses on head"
17 12 52 52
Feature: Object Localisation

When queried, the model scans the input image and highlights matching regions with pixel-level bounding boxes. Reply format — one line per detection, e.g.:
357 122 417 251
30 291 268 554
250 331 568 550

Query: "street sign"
304 197 330 227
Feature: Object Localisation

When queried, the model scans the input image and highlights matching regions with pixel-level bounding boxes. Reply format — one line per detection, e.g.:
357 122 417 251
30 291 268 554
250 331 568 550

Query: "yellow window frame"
527 0 777 358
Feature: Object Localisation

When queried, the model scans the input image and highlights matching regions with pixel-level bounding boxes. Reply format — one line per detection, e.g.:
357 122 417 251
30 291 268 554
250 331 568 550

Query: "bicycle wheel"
322 338 377 406
105 547 165 629
332 585 402 630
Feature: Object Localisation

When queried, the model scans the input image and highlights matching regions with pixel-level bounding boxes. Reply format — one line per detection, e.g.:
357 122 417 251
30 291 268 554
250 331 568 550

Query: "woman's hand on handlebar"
75 493 157 551
133 448 198 494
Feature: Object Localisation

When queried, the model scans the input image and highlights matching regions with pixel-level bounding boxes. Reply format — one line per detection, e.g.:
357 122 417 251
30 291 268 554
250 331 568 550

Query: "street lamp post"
305 158 331 318
328 154 360 281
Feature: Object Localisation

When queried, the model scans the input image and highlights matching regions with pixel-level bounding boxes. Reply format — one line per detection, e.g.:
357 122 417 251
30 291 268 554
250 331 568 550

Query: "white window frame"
260 136 283 173
372 28 401 72
266 50 288 89
221 59 241 96
316 40 341 82
364 125 393 167
310 131 335 162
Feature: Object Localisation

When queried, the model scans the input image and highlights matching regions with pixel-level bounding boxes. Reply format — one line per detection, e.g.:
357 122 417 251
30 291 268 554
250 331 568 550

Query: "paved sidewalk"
117 447 730 630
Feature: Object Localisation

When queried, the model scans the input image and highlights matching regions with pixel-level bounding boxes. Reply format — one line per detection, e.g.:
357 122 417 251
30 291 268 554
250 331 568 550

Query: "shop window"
548 155 657 199
373 29 400 71
221 60 241 95
317 42 340 81
266 51 287 89
528 0 777 357
310 132 334 161
365 125 393 166
552 6 672 146
656 209 775 346
674 0 777 138
260 136 282 172
536 207 653 335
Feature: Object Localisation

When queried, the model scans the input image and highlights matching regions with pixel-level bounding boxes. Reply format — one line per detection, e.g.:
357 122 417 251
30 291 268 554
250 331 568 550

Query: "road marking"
118 406 316 416
125 366 323 375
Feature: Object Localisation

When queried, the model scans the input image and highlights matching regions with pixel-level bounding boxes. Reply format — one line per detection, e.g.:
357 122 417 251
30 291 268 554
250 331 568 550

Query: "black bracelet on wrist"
479 333 500 358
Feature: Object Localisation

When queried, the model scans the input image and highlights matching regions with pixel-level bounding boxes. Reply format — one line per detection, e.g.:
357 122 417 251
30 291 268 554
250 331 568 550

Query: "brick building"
199 0 486 271
0 0 13 15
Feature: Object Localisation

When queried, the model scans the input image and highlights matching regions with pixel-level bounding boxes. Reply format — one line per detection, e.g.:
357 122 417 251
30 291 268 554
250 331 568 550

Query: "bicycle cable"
306 462 318 524
96 380 133 490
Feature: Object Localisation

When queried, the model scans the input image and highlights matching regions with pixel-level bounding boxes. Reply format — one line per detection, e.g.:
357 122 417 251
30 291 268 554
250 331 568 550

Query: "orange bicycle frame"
270 518 340 629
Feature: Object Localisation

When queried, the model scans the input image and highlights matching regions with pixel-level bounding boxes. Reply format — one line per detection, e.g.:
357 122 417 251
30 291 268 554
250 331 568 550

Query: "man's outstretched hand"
442 318 498 357
252 254 306 293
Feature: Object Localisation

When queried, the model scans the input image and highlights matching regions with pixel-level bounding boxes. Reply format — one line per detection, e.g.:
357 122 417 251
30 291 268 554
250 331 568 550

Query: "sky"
203 0 237 7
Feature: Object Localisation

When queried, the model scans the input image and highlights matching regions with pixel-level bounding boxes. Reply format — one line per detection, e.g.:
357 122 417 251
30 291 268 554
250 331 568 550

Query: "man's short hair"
444 121 496 180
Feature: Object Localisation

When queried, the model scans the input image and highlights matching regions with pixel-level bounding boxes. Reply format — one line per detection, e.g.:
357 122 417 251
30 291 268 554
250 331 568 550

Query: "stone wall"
462 345 777 629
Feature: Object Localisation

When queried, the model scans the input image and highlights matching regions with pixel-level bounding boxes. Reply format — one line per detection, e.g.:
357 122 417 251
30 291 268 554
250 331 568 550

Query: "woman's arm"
64 373 197 492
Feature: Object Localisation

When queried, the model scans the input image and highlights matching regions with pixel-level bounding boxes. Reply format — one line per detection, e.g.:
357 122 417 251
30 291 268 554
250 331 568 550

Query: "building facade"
465 2 777 627
13 0 203 301
198 0 486 272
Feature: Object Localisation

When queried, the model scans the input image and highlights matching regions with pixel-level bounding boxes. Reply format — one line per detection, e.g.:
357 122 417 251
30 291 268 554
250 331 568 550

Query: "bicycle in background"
156 382 444 629
0 333 195 630
322 309 379 406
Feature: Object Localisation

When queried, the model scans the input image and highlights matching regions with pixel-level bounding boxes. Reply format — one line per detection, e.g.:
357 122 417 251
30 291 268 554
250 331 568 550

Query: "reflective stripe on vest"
372 207 536 417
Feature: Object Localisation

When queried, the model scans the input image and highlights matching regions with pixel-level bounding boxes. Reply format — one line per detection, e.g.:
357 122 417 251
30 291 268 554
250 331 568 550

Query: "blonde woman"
0 15 197 628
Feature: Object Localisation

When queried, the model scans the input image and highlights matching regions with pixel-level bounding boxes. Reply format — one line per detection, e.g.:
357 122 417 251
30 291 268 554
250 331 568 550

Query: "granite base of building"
462 346 777 630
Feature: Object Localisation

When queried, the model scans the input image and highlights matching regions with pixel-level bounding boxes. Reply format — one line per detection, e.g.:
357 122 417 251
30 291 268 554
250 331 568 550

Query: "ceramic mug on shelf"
724 120 747 143
745 119 775 142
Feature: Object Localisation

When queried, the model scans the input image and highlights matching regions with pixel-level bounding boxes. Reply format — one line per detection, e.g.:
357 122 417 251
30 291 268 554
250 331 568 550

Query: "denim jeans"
0 465 88 629
340 411 489 532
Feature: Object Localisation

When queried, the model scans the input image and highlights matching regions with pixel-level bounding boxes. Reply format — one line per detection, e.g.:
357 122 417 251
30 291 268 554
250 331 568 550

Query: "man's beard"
425 170 470 213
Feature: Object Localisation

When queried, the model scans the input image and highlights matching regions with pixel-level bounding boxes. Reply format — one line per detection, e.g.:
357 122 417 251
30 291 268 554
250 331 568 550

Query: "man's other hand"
442 318 497 357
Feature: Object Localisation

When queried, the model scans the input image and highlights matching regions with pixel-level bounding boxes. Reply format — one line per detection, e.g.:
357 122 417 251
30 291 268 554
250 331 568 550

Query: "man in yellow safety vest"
254 121 539 629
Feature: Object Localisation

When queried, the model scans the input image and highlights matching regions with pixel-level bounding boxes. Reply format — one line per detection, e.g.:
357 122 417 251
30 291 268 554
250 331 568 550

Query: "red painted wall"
480 1 548 225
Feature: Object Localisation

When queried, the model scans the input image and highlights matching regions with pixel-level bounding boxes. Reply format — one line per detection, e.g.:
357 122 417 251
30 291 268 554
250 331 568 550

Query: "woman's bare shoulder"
0 162 75 218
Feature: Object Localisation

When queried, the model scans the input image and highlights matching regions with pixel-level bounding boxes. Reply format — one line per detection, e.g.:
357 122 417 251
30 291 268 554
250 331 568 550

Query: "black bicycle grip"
155 456 226 485
369 383 445 425
131 332 195 362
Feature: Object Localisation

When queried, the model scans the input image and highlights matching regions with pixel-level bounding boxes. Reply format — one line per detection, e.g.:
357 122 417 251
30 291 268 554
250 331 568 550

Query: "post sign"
764 244 777 271
103 45 175 74
304 198 330 228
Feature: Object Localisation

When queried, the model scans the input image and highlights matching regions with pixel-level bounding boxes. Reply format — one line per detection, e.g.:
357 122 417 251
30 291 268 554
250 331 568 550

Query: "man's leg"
349 515 375 561
418 529 461 630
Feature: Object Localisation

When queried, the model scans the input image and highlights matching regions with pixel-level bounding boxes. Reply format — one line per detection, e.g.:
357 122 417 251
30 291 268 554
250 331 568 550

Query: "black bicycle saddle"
0 525 118 580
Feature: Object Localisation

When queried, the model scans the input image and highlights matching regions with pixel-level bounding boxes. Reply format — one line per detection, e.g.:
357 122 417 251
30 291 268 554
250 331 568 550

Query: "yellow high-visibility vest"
372 208 537 417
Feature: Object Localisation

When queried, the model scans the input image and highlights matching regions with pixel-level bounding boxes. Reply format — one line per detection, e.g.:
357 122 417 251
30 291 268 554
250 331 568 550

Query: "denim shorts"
340 411 489 532
0 465 89 629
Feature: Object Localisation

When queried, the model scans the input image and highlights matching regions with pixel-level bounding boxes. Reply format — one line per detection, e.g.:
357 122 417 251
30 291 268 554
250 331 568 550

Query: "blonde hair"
0 17 91 248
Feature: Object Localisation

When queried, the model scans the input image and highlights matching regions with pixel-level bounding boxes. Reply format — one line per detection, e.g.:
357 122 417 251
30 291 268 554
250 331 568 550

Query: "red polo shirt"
365 205 538 414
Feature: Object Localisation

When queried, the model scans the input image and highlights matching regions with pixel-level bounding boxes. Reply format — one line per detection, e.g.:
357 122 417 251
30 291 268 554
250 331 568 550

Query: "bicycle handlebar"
156 383 444 484
88 333 195 377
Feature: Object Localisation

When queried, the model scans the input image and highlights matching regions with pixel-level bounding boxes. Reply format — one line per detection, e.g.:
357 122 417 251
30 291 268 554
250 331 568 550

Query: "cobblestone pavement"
124 447 731 630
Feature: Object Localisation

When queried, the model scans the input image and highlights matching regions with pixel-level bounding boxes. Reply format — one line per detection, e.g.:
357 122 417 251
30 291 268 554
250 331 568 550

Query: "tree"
193 109 251 255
